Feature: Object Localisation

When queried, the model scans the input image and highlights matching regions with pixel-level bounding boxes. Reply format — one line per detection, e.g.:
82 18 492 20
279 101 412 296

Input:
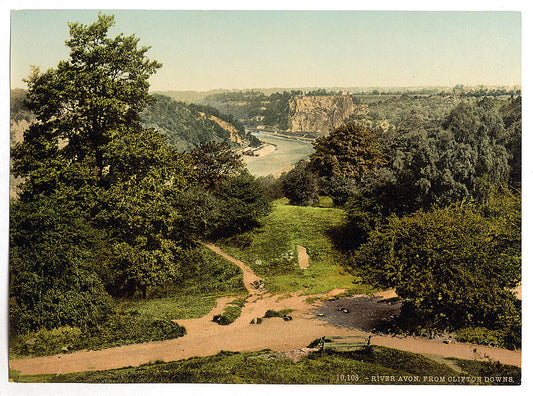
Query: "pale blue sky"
10 10 521 91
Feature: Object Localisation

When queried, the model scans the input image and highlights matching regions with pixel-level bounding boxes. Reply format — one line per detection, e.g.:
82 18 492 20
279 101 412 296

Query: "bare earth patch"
296 245 309 269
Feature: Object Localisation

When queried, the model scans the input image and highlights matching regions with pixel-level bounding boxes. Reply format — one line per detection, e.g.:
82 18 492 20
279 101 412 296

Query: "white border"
1 2 530 396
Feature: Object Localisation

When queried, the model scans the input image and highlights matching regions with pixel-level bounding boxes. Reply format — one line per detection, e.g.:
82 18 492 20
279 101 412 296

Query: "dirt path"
9 247 522 376
200 242 264 295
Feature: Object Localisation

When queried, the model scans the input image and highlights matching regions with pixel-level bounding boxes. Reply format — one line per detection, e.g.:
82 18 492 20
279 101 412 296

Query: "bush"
263 309 294 318
352 194 521 337
280 160 319 206
455 326 521 350
212 297 247 325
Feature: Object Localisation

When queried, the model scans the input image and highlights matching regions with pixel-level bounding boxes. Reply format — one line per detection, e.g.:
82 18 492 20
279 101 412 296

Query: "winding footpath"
9 245 521 376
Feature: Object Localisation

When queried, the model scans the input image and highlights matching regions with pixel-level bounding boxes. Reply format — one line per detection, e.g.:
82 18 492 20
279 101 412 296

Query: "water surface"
244 132 314 177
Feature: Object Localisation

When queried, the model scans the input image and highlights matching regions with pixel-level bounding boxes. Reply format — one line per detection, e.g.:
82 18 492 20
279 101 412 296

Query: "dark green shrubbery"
352 193 521 349
263 309 294 318
455 327 521 350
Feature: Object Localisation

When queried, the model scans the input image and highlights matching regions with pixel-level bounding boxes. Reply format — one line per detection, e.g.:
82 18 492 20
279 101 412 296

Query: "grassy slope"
9 246 247 359
220 202 375 295
13 347 520 385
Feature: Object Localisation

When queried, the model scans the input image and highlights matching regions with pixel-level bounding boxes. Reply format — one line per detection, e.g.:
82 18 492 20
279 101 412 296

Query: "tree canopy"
10 14 195 330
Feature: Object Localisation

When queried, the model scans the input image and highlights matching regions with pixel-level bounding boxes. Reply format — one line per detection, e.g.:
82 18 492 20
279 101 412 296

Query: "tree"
344 100 512 235
11 14 193 302
188 141 245 190
16 14 162 186
281 160 319 206
213 172 273 236
351 193 521 338
309 122 386 181
9 195 112 335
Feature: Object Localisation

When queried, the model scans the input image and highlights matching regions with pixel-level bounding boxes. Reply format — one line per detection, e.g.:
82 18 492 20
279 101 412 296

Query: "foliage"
188 141 245 190
200 90 300 130
263 309 294 318
10 14 197 309
21 347 519 384
9 196 112 335
309 122 386 181
344 99 516 241
16 14 162 185
280 160 319 206
318 176 358 206
351 193 521 338
10 244 247 358
211 172 273 237
10 315 185 358
454 327 517 349
498 97 521 187
256 175 285 200
141 94 255 152
10 88 35 123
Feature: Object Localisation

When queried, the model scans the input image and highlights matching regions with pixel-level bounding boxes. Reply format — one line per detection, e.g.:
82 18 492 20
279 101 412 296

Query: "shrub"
352 194 521 338
212 297 247 325
263 309 294 318
10 314 186 358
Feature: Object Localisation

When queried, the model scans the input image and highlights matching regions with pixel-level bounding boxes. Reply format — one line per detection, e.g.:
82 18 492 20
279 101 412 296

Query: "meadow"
220 200 375 295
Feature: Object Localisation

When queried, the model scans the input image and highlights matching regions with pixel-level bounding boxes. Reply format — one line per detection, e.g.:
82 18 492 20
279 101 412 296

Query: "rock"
288 95 368 135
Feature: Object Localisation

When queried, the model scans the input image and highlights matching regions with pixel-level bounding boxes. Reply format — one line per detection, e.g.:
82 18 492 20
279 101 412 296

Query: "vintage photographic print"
7 8 522 388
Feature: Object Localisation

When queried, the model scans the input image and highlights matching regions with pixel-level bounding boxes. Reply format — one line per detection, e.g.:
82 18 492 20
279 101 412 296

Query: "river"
243 132 315 177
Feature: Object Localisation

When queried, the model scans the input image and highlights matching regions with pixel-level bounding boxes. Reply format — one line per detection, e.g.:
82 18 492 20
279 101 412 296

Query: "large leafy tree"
308 122 386 206
280 160 319 206
11 14 193 306
188 141 245 190
16 13 162 186
309 122 386 181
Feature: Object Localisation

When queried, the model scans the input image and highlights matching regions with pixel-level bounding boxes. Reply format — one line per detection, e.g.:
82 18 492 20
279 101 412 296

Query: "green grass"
15 346 520 384
213 297 248 325
117 294 219 321
10 245 248 359
220 203 374 294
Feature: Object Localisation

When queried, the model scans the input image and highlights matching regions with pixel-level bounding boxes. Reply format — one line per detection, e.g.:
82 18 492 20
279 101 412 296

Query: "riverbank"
242 132 315 177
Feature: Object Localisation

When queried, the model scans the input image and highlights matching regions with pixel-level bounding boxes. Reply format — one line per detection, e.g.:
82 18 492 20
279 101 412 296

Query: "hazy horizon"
11 10 521 91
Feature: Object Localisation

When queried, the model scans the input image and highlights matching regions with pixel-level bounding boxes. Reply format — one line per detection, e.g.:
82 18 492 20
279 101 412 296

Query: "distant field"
220 202 372 294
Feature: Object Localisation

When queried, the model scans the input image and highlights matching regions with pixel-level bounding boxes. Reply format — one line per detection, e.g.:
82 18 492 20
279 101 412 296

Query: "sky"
10 10 522 91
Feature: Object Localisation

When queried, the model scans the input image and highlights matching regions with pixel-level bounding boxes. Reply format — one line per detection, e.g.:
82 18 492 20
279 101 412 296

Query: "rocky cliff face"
288 95 368 135
200 113 243 145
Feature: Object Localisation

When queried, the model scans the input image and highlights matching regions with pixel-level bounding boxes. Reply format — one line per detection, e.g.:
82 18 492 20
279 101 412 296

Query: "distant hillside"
200 90 297 130
141 94 259 152
200 90 368 135
151 89 230 104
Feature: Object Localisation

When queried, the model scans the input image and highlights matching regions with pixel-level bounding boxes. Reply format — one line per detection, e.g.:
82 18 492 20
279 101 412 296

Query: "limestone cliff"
288 95 368 135
200 113 243 145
